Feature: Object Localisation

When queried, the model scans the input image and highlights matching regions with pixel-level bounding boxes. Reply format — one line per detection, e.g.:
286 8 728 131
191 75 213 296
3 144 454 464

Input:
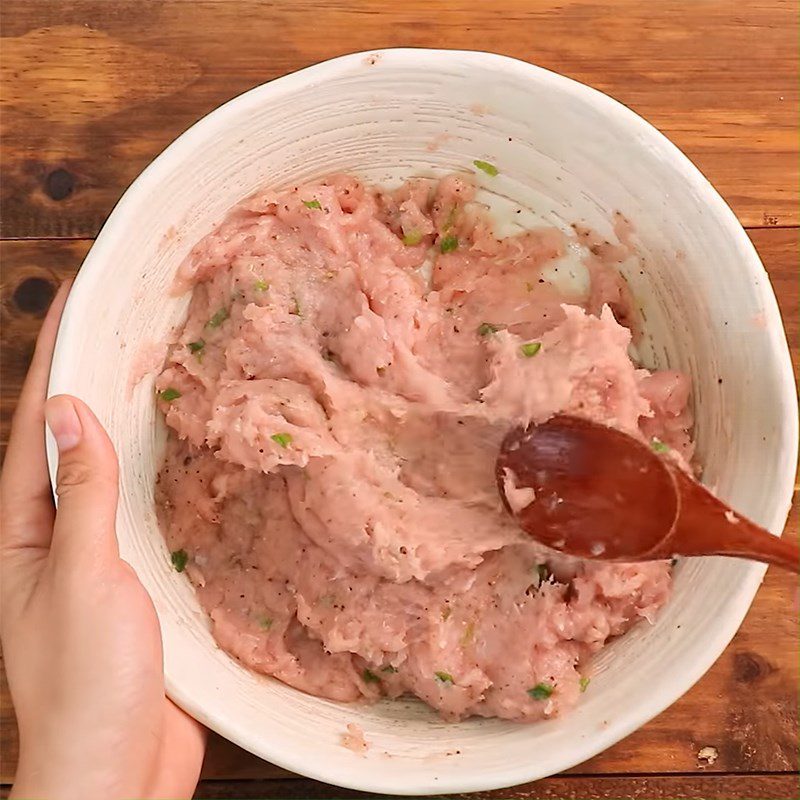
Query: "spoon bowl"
498 415 799 571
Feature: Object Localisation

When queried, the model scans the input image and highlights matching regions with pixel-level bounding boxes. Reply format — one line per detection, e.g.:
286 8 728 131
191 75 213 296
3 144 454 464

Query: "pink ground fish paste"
154 174 692 721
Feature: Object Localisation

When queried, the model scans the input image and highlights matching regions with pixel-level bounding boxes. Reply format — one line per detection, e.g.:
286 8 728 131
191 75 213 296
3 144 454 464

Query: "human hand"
0 282 205 800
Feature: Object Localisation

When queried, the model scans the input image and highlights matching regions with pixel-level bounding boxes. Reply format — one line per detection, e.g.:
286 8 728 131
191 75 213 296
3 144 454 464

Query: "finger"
146 701 206 799
0 279 72 551
47 395 120 564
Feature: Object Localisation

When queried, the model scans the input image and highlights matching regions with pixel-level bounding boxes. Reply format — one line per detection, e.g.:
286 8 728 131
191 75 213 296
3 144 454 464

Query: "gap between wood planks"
185 773 800 800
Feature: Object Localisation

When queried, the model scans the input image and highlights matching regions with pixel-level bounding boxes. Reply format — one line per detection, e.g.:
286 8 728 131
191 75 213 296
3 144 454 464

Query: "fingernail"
45 396 82 451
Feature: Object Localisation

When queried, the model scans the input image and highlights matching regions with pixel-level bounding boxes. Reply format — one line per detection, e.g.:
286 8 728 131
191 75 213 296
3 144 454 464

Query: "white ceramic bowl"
48 49 797 794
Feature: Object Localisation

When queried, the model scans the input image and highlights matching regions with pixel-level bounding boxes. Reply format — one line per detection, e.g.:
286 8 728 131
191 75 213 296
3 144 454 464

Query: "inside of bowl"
49 50 796 794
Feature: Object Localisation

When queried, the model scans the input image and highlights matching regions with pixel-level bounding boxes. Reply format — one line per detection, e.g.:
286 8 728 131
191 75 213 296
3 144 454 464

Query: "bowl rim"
47 48 798 794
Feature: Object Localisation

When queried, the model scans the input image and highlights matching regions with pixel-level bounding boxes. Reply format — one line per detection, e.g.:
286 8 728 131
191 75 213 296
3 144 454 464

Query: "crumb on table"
697 745 719 765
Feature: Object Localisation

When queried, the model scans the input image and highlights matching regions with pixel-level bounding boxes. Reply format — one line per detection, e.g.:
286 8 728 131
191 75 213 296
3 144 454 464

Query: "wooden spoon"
496 415 799 571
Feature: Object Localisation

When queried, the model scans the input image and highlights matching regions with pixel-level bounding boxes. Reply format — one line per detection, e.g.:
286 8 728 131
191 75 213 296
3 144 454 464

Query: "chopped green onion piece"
257 615 273 630
440 235 458 254
170 549 188 572
473 159 499 177
579 676 591 693
382 665 398 673
254 279 270 292
434 671 454 684
188 339 205 354
403 230 423 246
271 432 293 449
651 437 670 454
303 199 322 210
527 682 554 700
289 297 302 316
441 606 452 621
159 388 182 402
363 668 380 684
477 322 500 336
520 342 542 358
207 308 229 328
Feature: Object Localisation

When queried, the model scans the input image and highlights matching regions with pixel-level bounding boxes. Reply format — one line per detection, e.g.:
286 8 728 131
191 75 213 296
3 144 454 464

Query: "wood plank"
191 774 800 799
1 0 797 239
1 228 797 784
0 239 91 454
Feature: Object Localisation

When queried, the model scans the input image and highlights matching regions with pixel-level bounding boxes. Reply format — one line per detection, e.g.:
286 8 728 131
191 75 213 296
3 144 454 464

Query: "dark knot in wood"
13 276 56 316
44 168 75 201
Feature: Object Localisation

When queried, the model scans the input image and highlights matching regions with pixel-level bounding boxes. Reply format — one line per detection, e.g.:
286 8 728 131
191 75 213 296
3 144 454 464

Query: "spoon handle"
668 466 799 572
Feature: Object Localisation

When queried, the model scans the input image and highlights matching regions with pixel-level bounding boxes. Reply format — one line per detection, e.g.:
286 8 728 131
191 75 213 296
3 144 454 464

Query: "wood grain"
1 0 797 239
0 239 90 445
1 229 797 786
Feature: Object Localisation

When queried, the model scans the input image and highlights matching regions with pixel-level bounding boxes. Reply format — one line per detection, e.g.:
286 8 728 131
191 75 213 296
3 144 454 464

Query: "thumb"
45 395 120 564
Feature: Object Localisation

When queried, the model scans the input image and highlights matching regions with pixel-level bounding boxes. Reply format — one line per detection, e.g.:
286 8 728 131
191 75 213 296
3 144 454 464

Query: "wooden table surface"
1 1 797 798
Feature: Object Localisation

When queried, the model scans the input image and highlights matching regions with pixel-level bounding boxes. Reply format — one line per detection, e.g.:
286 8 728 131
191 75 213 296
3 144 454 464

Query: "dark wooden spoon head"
496 415 678 561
